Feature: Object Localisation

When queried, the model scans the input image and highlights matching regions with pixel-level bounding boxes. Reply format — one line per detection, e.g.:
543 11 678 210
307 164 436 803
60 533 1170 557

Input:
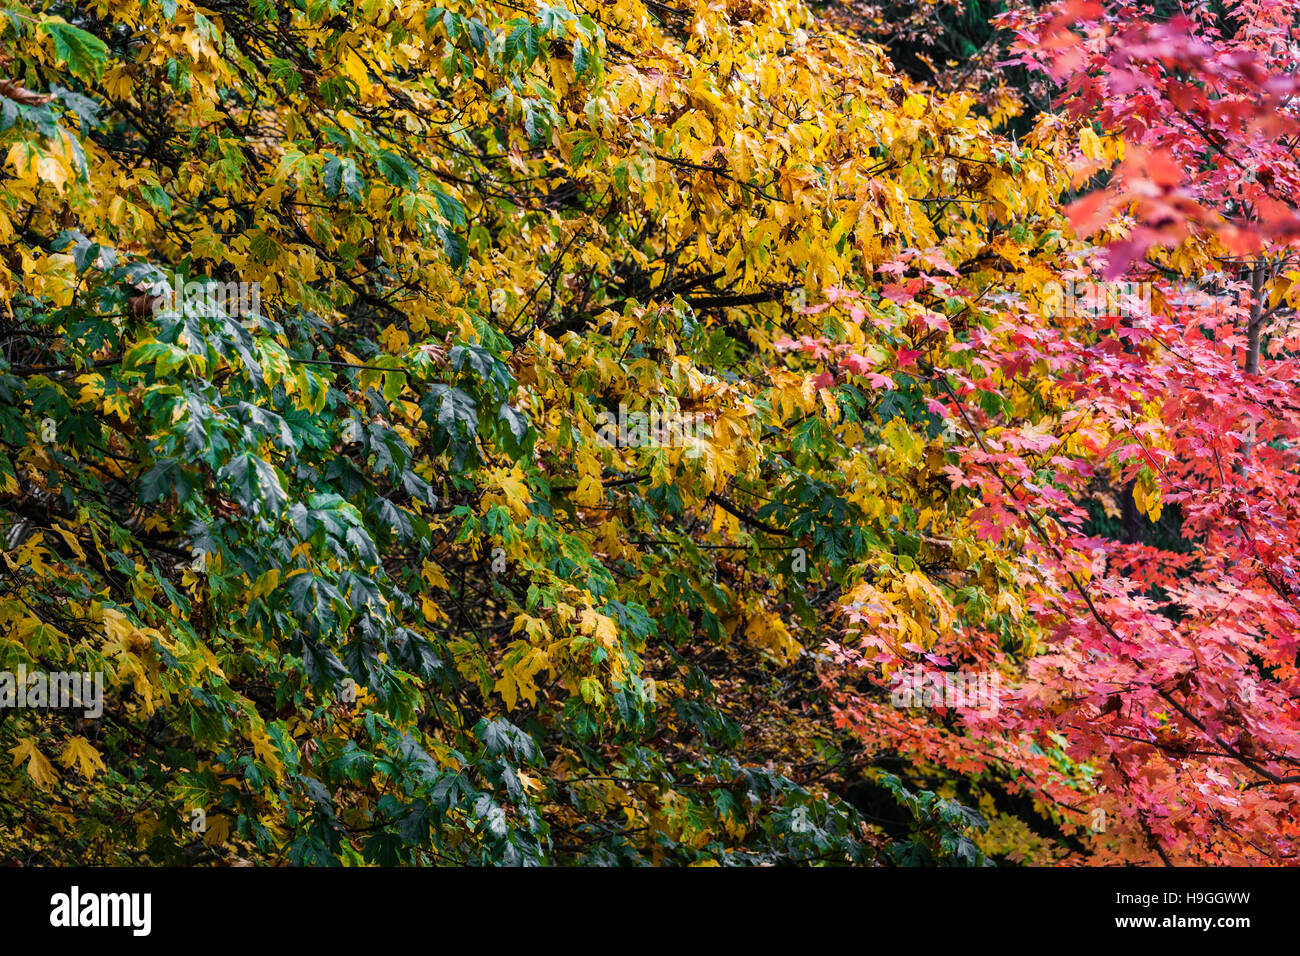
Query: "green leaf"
573 35 590 78
376 150 418 189
218 452 287 516
499 403 529 445
323 154 365 202
39 21 109 80
432 187 466 226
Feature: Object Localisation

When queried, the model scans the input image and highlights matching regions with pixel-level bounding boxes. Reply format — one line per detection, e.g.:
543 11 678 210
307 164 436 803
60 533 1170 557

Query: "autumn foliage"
0 0 1297 865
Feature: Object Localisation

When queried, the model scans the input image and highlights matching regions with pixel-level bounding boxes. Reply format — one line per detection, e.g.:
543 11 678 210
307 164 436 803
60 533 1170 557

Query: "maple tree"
806 0 1300 864
0 0 1296 867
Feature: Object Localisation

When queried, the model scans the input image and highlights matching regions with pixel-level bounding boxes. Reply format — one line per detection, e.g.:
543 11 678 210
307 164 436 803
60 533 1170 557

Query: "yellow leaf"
59 736 106 779
1079 125 1103 161
6 142 38 185
54 525 87 562
9 737 58 789
248 722 285 780
204 813 231 846
575 473 602 507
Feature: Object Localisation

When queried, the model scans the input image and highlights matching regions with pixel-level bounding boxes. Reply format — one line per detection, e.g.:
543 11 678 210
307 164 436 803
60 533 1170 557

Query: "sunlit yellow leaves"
768 369 819 421
710 500 741 537
100 605 167 715
574 473 603 507
511 612 551 645
380 325 410 354
483 465 531 518
494 640 550 710
880 417 924 468
52 524 87 563
59 736 106 779
101 64 133 100
246 720 286 781
842 567 957 656
1269 270 1300 311
744 612 801 664
1079 125 1103 161
5 141 39 186
341 47 376 98
1133 469 1163 522
420 560 451 591
9 738 58 790
204 814 232 846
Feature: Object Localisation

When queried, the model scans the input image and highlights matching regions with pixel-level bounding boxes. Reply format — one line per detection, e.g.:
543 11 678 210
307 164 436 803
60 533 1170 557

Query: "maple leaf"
9 738 58 789
59 736 106 779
